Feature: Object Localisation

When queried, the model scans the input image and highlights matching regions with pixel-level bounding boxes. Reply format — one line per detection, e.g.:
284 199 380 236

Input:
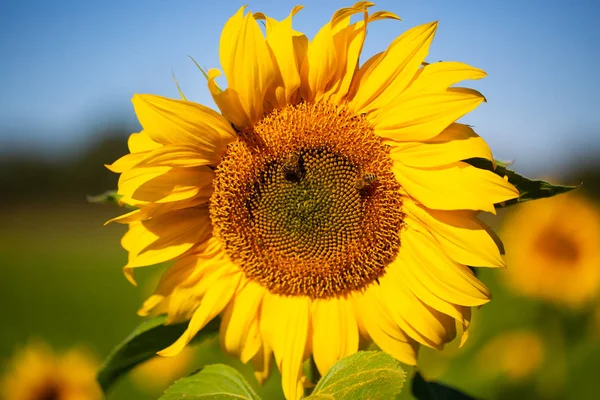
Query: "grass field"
2 201 600 399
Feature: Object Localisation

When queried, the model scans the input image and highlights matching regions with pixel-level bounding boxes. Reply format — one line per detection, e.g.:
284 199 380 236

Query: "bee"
355 172 377 190
281 152 302 180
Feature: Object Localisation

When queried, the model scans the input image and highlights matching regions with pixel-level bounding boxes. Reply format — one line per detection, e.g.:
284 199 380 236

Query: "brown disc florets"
210 102 404 299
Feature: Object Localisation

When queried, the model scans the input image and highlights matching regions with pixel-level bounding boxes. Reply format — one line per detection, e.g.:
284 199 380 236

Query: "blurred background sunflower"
1 341 102 400
1 1 600 399
501 193 600 309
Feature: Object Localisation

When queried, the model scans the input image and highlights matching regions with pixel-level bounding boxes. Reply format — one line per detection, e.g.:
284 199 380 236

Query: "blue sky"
1 0 599 175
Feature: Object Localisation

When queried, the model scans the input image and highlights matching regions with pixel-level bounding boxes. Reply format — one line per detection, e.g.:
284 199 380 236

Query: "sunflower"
1 341 102 400
500 193 600 308
130 347 196 395
108 3 518 399
475 330 544 381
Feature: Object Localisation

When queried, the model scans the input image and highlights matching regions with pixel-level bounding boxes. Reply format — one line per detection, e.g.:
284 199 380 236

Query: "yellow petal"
405 61 487 94
128 131 161 153
393 161 519 213
389 123 493 168
261 7 304 109
219 6 274 125
352 286 419 365
132 94 236 153
177 239 230 288
207 69 250 129
372 88 485 142
138 257 199 317
251 342 273 385
107 197 207 225
106 152 148 173
397 259 471 327
325 19 367 103
137 241 227 317
378 275 456 349
123 206 212 270
166 261 239 324
135 144 223 168
239 317 263 364
106 131 162 173
219 281 266 362
159 271 242 357
300 19 337 102
399 262 472 347
404 199 505 268
368 10 401 23
260 294 310 400
330 3 373 30
253 6 304 34
380 263 456 348
310 4 374 103
350 21 438 114
118 166 213 205
346 51 383 100
399 223 491 306
311 298 358 375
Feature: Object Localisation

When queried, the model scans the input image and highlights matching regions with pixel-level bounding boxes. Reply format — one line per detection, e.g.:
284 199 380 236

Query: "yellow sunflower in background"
130 347 196 395
500 193 600 308
108 3 518 399
475 330 544 381
1 341 102 400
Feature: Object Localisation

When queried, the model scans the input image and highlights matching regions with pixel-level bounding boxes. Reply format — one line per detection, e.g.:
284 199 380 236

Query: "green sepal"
189 55 222 93
306 351 406 400
493 158 514 168
495 165 578 207
97 315 220 393
159 364 261 400
87 189 138 211
172 71 187 101
466 158 579 208
86 190 123 206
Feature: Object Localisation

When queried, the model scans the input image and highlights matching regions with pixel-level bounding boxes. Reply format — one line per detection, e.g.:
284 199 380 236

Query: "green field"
2 202 600 399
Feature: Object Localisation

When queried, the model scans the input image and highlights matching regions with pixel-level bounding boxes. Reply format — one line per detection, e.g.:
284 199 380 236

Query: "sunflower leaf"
493 164 578 207
412 371 478 399
307 351 405 400
159 364 261 400
466 158 578 207
97 315 219 393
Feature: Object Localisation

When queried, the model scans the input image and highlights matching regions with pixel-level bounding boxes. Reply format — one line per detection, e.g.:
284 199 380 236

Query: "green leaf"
495 164 578 206
307 351 406 400
466 158 578 207
86 190 123 206
411 371 477 400
97 315 219 393
159 364 261 400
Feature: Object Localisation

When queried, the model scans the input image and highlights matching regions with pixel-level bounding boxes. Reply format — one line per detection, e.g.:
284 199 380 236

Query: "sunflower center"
535 229 580 264
248 149 363 258
37 381 60 400
210 102 404 298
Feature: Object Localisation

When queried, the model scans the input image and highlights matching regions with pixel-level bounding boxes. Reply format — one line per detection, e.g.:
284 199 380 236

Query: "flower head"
130 347 196 395
108 3 518 399
476 330 545 381
500 193 600 308
1 341 102 400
